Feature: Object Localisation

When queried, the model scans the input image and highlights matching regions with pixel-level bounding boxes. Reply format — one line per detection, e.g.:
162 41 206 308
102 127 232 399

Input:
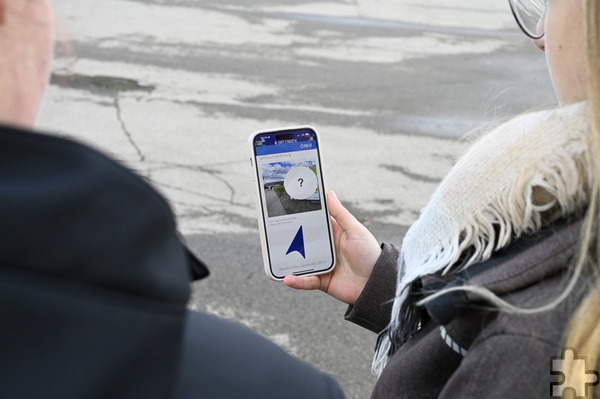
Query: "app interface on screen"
254 129 334 278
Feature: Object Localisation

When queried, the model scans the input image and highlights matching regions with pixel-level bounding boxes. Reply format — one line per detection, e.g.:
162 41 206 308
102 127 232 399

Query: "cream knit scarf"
373 102 592 375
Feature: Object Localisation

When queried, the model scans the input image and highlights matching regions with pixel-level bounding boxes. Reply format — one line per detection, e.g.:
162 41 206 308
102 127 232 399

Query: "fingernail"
329 190 339 203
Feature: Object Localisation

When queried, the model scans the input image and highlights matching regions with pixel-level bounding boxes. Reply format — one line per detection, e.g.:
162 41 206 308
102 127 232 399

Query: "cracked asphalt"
39 1 556 397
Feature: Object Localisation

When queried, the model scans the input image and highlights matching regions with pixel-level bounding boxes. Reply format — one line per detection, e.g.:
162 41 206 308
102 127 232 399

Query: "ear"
0 1 5 24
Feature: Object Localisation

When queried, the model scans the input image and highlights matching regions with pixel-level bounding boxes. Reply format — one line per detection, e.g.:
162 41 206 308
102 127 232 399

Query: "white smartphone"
249 126 336 281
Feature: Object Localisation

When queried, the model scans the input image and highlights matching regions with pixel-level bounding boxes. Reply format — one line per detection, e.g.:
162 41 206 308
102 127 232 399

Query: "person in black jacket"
0 1 344 398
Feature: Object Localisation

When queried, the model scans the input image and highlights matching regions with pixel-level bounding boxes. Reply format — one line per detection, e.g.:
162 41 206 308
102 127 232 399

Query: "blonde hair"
564 0 600 391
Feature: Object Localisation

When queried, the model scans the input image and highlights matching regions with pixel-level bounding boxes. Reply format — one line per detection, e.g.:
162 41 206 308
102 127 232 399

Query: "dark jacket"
346 219 587 398
0 125 344 399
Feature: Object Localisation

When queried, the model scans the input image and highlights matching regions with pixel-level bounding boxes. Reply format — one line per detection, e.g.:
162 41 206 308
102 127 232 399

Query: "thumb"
283 275 323 291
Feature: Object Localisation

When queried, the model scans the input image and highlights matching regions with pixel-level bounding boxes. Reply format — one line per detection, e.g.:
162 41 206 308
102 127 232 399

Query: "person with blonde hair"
286 0 600 397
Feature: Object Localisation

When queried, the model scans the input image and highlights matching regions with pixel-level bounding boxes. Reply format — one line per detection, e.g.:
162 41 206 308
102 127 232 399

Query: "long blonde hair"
564 0 600 387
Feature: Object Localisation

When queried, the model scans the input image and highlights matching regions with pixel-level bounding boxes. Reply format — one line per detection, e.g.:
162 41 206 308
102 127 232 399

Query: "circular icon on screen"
283 166 318 200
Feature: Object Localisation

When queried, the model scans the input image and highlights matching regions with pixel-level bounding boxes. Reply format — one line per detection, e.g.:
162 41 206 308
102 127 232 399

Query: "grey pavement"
39 1 556 398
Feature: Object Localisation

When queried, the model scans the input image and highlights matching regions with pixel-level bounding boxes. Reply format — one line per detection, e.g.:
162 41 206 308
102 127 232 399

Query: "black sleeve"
173 311 346 399
344 243 399 334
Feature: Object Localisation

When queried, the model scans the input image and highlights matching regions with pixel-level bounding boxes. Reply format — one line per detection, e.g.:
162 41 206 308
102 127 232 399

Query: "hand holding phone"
249 126 336 281
284 191 382 305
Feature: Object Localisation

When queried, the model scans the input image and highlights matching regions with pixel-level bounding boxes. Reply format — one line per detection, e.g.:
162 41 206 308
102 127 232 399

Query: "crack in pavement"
142 160 249 206
49 72 154 164
114 95 146 162
156 180 250 209
380 164 442 184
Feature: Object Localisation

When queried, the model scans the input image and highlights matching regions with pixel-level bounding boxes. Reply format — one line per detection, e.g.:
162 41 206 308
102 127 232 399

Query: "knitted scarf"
373 102 592 375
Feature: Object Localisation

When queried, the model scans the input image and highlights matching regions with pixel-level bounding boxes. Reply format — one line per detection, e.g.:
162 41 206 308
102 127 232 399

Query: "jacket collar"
421 217 583 326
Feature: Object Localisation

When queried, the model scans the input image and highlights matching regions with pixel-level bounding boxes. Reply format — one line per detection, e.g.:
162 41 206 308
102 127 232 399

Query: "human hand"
283 191 381 305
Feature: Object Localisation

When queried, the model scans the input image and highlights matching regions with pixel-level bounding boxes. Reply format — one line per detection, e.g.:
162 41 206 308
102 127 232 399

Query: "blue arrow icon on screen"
286 226 306 258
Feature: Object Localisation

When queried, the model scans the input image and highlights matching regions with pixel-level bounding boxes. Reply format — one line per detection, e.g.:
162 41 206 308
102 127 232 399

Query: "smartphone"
249 126 336 281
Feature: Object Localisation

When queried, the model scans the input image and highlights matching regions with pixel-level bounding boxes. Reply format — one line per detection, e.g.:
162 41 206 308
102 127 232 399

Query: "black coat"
0 125 344 399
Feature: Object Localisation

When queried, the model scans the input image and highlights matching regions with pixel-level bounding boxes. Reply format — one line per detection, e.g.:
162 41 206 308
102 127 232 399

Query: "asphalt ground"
39 1 557 397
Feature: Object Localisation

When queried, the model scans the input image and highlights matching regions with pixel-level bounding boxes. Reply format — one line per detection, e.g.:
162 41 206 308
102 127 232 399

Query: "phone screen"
252 127 335 279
